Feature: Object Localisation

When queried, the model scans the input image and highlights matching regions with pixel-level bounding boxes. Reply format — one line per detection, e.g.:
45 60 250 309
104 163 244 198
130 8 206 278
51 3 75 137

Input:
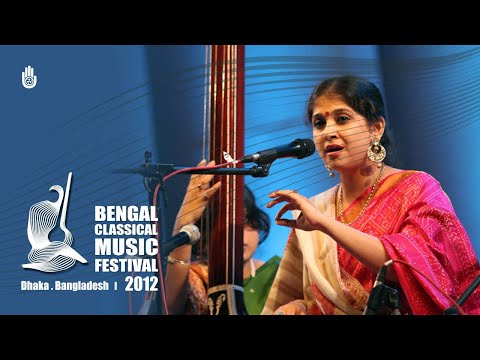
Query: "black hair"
305 75 393 166
192 185 271 260
243 185 270 244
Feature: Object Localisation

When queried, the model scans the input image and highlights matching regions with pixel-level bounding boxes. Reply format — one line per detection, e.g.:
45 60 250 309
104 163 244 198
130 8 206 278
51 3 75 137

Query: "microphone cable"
382 259 465 315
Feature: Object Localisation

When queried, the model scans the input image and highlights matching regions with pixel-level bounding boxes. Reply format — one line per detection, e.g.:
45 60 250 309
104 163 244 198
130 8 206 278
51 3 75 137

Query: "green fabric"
244 255 281 315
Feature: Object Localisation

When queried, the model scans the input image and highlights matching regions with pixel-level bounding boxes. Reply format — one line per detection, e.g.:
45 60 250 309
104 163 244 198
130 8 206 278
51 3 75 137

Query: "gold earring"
367 137 386 167
325 164 334 177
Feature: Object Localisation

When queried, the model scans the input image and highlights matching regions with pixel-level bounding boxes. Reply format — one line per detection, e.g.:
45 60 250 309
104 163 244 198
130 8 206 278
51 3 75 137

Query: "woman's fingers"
191 159 217 189
269 189 299 198
266 197 286 208
200 160 217 186
275 203 299 228
266 190 314 230
275 218 298 228
190 160 206 183
203 180 221 200
274 306 286 315
275 202 295 220
267 189 302 209
267 190 300 203
273 302 305 315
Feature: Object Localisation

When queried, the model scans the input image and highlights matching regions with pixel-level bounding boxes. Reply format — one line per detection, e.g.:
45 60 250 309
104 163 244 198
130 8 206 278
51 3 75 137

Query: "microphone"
162 224 200 256
241 138 315 164
138 224 199 315
363 264 388 315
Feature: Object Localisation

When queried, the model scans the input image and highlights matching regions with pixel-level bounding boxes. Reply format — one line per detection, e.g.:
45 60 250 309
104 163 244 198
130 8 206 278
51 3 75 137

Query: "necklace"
338 163 385 225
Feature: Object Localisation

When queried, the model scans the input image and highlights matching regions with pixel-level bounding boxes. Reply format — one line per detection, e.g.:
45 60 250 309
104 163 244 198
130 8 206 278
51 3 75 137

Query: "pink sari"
263 171 480 315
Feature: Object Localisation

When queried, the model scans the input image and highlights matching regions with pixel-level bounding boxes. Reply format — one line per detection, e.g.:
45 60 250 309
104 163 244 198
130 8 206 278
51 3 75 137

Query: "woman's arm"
165 160 221 314
165 244 194 314
267 190 391 277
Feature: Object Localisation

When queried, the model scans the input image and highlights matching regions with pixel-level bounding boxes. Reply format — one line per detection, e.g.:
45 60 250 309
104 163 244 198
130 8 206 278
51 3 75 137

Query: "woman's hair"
305 75 393 165
192 185 271 259
244 185 270 244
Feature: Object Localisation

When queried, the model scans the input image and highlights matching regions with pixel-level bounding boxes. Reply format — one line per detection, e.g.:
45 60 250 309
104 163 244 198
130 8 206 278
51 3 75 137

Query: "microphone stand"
130 158 274 179
136 152 274 315
444 274 480 315
138 152 169 315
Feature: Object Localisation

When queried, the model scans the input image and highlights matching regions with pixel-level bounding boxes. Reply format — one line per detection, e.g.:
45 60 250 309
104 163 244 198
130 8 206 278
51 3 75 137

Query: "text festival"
94 206 159 273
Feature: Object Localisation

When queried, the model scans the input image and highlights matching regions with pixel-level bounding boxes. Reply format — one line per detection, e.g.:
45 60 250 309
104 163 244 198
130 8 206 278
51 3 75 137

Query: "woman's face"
243 224 260 262
312 94 375 173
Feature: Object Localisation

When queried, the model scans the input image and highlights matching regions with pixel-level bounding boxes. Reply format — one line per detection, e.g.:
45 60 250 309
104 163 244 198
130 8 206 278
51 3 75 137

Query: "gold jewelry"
325 164 335 177
367 137 386 167
167 255 190 265
338 163 385 225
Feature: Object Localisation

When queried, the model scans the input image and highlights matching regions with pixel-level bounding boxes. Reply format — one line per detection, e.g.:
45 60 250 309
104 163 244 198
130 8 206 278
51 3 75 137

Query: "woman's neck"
243 259 254 280
243 258 265 280
339 164 384 204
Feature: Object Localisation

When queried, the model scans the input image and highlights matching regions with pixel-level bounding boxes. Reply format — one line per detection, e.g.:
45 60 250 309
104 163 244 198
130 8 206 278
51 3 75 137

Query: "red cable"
389 259 465 315
163 161 235 182
153 181 169 315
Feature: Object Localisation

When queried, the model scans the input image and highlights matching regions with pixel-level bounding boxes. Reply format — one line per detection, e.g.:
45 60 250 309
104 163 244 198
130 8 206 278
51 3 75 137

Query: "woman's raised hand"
267 189 323 232
173 159 221 234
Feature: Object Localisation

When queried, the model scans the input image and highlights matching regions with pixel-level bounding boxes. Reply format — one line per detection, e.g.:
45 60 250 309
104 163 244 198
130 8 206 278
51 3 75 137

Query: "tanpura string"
232 45 237 282
202 44 209 163
200 44 211 262
231 45 236 283
223 45 230 281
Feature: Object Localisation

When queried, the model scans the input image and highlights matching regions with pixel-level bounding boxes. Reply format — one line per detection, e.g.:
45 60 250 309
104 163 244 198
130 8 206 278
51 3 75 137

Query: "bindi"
325 111 330 117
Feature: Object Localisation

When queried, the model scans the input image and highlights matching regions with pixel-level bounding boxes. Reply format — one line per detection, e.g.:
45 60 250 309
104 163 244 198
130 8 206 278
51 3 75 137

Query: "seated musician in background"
165 160 280 315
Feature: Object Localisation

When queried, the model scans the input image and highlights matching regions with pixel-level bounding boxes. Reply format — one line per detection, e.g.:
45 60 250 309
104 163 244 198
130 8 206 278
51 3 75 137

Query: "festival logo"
22 172 88 272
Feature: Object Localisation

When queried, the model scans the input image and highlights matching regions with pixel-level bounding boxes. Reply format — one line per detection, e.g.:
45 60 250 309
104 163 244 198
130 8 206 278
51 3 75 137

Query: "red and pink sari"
262 171 480 315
